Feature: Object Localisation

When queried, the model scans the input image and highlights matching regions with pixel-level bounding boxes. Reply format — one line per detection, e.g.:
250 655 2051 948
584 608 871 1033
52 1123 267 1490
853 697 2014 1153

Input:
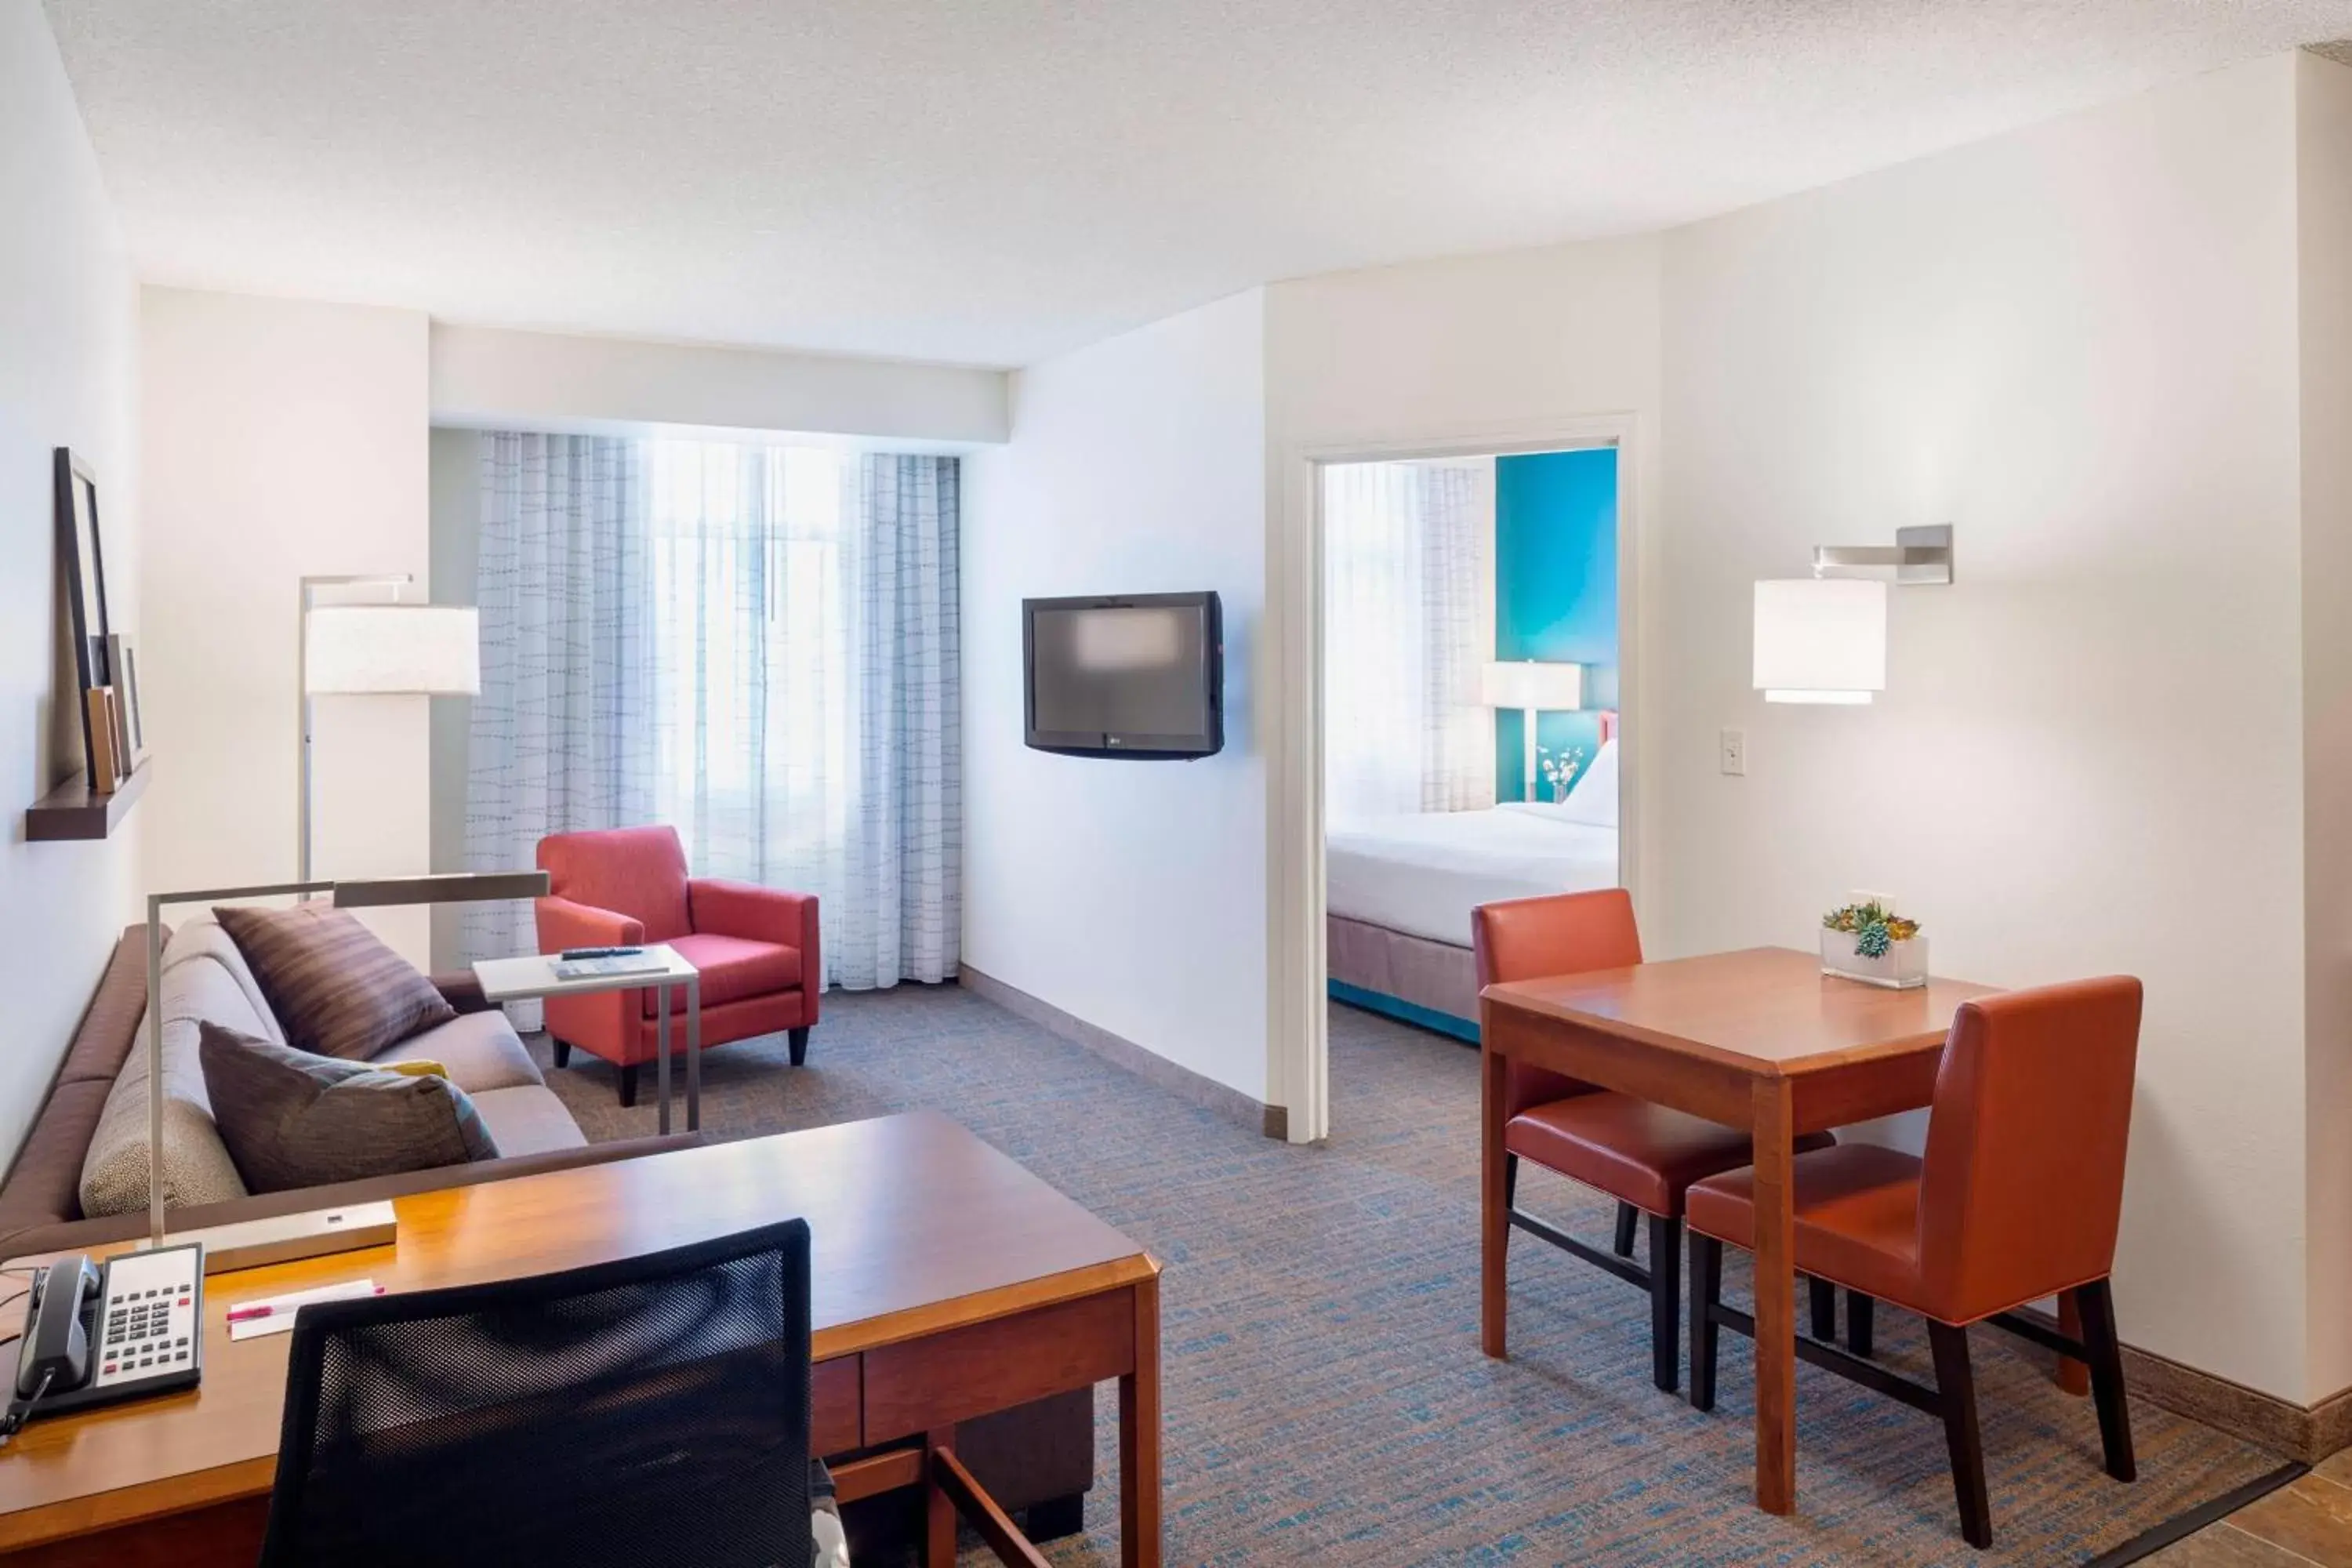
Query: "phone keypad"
93 1256 199 1385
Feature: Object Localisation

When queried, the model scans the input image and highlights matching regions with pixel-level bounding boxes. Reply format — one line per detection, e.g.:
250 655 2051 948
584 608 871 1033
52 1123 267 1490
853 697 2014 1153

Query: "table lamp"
1481 659 1584 802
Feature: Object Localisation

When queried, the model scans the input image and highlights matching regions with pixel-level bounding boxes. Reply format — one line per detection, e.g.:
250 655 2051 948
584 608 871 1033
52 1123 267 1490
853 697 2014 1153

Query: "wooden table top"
0 1112 1157 1549
1483 946 1999 1076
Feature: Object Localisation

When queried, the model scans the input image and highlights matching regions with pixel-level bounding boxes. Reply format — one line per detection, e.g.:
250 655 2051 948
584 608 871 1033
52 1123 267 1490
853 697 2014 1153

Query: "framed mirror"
54 447 111 779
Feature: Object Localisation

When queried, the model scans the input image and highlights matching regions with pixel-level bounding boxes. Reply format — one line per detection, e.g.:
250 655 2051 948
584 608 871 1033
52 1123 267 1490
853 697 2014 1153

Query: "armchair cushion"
538 826 693 942
652 934 803 1014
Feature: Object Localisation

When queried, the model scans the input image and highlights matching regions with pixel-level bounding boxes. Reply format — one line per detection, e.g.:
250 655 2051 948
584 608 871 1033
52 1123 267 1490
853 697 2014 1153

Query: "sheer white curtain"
1323 461 1491 821
647 441 960 989
463 433 960 992
462 434 657 995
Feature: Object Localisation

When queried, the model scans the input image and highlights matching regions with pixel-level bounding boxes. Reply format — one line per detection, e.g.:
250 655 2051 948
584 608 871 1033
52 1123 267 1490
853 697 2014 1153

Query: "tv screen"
1024 593 1223 758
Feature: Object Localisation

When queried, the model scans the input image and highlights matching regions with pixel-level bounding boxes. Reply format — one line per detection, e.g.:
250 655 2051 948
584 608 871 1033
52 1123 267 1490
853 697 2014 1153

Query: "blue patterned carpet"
536 987 2277 1566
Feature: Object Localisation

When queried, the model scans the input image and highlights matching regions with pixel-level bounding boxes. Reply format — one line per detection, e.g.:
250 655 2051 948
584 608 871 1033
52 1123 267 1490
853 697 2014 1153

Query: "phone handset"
6 1254 100 1435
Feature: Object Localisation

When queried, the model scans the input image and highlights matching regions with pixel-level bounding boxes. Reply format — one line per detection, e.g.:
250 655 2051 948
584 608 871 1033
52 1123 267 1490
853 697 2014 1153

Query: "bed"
1327 735 1620 1041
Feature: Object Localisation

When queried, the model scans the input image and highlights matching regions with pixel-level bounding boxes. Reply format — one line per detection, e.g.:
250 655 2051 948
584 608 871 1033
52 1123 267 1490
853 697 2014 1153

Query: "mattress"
1324 804 1620 948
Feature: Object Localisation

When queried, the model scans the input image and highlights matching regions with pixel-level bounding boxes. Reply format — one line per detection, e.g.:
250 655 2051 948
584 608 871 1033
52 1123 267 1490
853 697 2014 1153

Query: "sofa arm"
690 879 818 976
535 896 644 953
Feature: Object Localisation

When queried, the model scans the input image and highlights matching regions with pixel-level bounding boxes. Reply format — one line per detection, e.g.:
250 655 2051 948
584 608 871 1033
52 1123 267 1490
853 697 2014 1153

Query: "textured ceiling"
43 1 2352 368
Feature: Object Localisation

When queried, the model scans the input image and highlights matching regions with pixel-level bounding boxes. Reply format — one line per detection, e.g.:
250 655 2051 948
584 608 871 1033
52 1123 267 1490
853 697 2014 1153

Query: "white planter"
1820 929 1928 989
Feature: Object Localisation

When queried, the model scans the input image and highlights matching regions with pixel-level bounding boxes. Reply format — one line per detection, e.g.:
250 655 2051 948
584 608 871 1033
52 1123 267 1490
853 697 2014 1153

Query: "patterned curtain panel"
1323 460 1492 821
593 440 961 991
461 434 656 992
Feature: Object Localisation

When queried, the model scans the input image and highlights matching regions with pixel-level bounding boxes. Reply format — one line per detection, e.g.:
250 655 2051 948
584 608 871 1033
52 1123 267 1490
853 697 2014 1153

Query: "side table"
471 946 703 1133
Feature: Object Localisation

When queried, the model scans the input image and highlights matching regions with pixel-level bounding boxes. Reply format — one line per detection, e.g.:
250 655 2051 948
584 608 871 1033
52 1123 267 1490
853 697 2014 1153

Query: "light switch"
1719 728 1747 776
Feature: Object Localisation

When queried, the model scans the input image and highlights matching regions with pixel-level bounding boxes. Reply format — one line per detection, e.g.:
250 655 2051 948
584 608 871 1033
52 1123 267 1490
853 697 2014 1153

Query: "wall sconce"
1753 526 1951 705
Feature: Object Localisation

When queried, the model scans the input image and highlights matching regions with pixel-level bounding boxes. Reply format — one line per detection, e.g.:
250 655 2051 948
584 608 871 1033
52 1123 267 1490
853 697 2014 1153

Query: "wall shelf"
26 757 151 841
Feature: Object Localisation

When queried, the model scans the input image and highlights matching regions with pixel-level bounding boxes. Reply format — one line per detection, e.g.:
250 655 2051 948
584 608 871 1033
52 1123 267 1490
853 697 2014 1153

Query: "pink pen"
226 1286 384 1323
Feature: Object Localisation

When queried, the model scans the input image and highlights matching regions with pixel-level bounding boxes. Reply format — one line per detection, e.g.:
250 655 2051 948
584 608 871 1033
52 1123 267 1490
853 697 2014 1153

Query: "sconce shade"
305 606 480 695
1753 579 1886 704
1479 660 1584 712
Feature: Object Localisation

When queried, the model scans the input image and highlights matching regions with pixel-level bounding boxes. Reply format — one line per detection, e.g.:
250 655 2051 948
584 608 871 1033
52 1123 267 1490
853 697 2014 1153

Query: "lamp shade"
1753 579 1886 704
305 605 480 695
1479 660 1584 712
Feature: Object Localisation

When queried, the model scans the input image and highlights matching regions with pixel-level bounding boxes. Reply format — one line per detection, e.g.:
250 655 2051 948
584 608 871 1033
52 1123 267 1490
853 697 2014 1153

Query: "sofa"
0 924 1093 1534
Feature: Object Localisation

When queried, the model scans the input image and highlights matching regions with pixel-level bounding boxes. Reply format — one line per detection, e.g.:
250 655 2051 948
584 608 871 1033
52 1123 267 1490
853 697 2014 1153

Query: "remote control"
560 946 644 960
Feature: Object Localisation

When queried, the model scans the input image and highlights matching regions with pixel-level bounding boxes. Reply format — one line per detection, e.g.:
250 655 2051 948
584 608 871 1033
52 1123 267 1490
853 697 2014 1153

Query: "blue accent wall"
1494 448 1618 801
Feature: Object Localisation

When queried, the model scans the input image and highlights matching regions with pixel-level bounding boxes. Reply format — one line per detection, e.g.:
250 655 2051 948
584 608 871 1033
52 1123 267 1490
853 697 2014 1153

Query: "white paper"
226 1278 381 1341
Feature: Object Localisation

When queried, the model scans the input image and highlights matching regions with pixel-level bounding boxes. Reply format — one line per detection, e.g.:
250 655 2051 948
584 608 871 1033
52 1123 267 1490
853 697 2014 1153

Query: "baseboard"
956 965 1287 1142
2012 1305 2352 1462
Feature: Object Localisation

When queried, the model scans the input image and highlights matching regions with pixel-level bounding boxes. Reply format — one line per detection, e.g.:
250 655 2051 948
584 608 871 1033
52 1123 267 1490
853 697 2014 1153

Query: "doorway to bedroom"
1320 446 1621 1065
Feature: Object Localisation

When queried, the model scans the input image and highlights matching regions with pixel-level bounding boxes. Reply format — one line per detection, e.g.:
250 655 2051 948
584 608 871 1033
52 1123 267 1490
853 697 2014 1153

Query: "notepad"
225 1279 384 1341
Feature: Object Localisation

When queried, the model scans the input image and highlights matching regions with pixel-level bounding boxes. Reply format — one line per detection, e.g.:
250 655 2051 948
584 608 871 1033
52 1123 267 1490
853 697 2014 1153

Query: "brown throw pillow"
197 1022 499 1194
214 903 456 1061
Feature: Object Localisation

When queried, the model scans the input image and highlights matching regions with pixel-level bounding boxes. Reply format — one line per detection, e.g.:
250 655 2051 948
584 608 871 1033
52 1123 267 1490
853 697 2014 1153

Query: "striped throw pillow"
213 903 456 1062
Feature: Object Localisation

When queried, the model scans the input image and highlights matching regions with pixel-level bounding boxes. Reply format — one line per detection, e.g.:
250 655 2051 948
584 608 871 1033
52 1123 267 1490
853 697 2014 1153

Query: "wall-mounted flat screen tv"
1024 592 1223 759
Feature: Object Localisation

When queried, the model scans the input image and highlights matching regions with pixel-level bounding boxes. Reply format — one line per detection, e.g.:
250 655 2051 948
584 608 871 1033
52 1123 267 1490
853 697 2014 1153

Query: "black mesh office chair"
259 1218 832 1568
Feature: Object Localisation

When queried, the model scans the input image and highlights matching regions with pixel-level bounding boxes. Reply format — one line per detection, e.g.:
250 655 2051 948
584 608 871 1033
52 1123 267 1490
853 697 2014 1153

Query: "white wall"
1659 56 2313 1399
0 1 141 1165
430 323 1008 447
961 290 1272 1101
2297 49 2352 1403
141 290 434 961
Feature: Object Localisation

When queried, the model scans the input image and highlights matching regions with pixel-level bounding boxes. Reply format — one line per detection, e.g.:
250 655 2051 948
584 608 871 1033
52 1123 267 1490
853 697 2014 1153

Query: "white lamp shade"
1479 660 1584 712
305 605 480 695
1753 579 1886 704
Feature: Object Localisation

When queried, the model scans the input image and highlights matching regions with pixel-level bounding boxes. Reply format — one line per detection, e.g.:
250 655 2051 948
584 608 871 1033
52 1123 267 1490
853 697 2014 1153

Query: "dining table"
1478 946 1998 1515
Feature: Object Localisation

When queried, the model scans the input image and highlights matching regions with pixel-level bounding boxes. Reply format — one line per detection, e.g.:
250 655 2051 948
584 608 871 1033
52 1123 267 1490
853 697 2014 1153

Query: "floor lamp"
143 870 548 1257
1481 659 1584 802
298 575 479 880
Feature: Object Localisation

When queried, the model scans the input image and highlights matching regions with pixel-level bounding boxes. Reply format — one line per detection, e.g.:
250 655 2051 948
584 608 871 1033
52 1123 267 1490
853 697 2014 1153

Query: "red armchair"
535 826 821 1106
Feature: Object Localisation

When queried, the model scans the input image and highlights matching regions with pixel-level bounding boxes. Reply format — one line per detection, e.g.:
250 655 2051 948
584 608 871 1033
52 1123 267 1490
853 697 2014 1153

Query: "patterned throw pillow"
197 1022 499 1194
213 903 456 1061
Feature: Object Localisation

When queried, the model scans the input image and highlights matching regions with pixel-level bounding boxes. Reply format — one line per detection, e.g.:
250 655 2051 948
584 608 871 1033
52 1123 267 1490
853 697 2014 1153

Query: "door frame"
1264 412 1647 1144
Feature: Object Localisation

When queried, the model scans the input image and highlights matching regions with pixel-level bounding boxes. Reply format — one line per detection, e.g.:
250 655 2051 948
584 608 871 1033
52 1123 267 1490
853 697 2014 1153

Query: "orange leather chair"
535 826 820 1106
1475 889 1835 1392
1684 977 2143 1550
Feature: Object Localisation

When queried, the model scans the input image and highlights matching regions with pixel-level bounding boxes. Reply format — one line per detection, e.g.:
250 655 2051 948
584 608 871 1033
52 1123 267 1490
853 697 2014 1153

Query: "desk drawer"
813 1355 862 1454
863 1290 1133 1445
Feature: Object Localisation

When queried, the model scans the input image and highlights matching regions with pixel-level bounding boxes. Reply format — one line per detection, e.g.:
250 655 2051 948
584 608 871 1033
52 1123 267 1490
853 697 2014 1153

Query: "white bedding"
1325 804 1621 948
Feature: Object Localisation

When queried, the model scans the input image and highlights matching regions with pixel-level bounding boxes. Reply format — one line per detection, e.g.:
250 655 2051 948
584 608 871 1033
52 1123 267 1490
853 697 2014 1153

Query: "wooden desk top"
1484 946 1999 1076
0 1112 1157 1550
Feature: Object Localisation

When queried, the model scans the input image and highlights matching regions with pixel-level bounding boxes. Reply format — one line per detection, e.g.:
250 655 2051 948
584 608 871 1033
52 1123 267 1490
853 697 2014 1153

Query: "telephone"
6 1243 202 1432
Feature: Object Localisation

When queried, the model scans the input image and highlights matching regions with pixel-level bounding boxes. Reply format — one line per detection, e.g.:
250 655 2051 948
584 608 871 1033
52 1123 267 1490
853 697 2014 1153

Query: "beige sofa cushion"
78 920 261 1218
467 1087 590 1158
374 1011 543 1095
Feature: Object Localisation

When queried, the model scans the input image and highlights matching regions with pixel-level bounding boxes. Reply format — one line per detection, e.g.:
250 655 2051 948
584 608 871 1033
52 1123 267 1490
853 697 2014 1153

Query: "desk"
1480 946 1992 1517
0 1112 1162 1566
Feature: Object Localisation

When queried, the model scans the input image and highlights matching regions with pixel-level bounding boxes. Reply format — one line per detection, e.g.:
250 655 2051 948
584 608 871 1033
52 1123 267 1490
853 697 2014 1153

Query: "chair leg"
1648 1213 1681 1394
1809 1276 1838 1341
789 1025 811 1067
1928 1321 1993 1550
1848 1291 1876 1358
1613 1202 1639 1260
1690 1232 1722 1413
551 1038 572 1069
2073 1279 2136 1483
618 1063 639 1109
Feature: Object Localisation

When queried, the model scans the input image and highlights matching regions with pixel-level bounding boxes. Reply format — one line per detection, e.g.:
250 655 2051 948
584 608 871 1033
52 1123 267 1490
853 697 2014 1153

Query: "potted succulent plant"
1820 900 1927 989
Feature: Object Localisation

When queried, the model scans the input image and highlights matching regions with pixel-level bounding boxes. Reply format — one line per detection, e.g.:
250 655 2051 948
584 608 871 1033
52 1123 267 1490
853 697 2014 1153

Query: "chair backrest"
1916 977 2143 1323
260 1219 815 1568
539 826 694 942
1471 889 1644 1118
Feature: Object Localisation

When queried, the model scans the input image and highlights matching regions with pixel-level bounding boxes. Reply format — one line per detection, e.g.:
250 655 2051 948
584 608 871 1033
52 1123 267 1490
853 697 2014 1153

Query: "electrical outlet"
1719 728 1747 776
